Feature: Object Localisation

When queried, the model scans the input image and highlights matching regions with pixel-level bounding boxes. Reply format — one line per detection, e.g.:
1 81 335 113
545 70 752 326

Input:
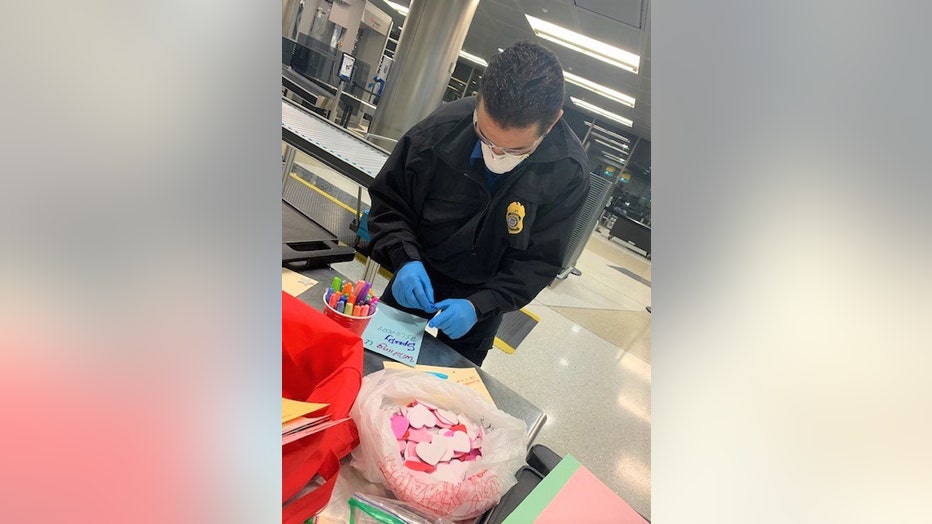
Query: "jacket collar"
432 97 588 173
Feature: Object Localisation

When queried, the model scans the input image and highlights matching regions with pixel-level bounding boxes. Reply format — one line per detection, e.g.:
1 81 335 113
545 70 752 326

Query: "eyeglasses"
473 112 545 156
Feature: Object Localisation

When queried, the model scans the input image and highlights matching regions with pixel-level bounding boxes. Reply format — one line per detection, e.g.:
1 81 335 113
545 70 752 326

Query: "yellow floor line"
289 173 357 215
494 337 516 354
353 252 394 279
520 307 541 322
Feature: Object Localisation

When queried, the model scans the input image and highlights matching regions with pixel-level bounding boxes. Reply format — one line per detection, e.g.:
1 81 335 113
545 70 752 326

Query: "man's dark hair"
478 41 565 133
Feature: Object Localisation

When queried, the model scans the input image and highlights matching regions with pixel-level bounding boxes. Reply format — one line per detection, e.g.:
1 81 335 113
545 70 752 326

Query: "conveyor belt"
284 170 357 246
281 97 389 188
282 201 355 269
282 66 337 102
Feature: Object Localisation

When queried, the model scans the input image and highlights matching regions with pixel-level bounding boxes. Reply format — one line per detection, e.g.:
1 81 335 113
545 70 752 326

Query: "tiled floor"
287 151 652 519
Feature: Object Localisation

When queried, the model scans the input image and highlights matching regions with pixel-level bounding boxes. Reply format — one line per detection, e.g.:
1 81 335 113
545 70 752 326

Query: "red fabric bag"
282 291 364 524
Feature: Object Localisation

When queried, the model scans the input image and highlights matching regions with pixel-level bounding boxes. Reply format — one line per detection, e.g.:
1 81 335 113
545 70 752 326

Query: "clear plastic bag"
348 493 453 524
349 369 528 521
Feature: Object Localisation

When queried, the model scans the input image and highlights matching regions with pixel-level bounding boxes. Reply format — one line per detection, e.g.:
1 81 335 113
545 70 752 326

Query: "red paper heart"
404 460 436 473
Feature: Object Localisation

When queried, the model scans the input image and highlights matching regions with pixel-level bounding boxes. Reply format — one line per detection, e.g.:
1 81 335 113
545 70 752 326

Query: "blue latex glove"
429 299 478 339
392 261 436 312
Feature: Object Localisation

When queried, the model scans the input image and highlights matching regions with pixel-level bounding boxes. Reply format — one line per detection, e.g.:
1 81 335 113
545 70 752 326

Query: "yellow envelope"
383 362 495 406
282 268 318 297
282 397 328 424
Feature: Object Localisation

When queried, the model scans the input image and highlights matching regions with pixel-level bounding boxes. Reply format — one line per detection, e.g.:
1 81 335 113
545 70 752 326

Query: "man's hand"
391 261 436 312
429 299 478 339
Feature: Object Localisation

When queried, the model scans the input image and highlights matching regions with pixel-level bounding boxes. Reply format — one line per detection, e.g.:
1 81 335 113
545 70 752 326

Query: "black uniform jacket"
367 96 590 320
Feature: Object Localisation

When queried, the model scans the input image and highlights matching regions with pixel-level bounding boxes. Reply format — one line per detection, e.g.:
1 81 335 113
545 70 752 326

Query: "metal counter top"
297 266 546 444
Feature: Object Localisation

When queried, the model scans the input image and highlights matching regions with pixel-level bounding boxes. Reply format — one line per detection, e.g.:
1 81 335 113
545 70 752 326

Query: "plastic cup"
322 292 377 336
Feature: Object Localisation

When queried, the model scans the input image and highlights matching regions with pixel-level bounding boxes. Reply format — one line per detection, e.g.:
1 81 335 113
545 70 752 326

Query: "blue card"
361 303 428 367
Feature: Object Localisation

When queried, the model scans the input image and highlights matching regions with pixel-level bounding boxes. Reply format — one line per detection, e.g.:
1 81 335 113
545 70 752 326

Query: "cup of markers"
321 277 379 337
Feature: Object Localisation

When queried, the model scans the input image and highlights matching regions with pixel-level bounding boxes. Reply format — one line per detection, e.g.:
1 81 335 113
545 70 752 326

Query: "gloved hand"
392 261 436 312
429 299 477 339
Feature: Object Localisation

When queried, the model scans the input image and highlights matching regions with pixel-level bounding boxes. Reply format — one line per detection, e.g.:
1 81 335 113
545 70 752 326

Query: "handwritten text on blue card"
361 303 428 366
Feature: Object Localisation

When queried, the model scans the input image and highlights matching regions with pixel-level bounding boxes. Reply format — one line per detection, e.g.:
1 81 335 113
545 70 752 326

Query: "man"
367 41 590 366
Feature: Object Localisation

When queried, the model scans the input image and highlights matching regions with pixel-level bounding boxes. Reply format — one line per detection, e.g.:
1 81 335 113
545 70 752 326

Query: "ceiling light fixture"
526 15 640 74
593 134 629 150
586 122 630 143
564 72 635 108
571 97 633 127
385 1 409 16
458 50 488 68
595 138 627 154
604 153 626 164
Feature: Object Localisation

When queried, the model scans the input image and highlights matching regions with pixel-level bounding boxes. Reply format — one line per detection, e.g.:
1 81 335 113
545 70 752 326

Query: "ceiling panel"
369 0 650 146
574 0 644 29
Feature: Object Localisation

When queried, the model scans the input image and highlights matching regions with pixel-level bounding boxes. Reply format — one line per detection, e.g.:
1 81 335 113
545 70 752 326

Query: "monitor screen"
338 53 356 82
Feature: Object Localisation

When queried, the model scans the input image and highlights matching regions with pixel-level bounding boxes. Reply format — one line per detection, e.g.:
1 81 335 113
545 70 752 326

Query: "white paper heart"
405 441 418 461
439 436 455 463
435 408 458 426
415 399 438 411
415 439 447 466
433 460 468 483
407 403 437 429
451 431 471 453
464 421 479 440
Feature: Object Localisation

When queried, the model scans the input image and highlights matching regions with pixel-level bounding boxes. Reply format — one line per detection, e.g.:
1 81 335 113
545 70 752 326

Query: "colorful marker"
324 278 379 317
356 282 372 302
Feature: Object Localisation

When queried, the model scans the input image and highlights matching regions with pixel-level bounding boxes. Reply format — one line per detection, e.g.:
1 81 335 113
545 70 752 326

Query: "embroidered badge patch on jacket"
506 201 525 234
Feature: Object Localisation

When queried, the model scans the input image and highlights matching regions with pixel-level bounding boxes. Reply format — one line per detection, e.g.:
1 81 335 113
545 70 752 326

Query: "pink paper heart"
406 427 434 443
407 403 437 429
415 439 447 466
463 449 481 461
405 441 418 461
390 414 408 439
397 439 406 454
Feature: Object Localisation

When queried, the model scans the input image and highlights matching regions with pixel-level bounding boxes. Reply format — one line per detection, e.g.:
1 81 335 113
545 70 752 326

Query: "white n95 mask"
481 142 528 174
